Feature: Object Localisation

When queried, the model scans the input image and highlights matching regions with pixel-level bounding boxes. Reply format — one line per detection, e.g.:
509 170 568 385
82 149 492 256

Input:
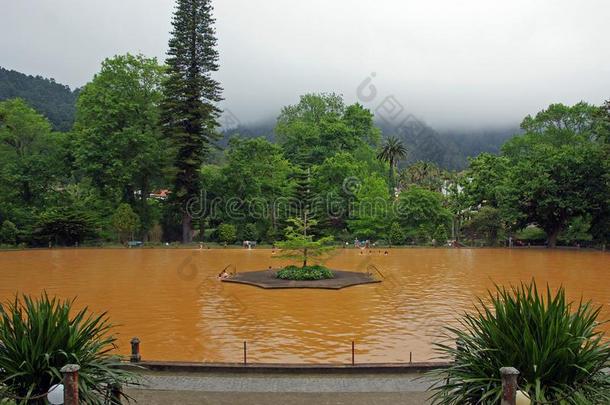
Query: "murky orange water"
0 248 608 363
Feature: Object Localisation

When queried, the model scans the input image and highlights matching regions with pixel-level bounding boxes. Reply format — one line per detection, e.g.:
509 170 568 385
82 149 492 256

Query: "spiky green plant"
0 293 138 404
428 280 610 404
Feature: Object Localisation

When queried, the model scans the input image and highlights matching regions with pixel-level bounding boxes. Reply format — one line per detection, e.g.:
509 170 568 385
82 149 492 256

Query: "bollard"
61 364 80 405
243 341 247 365
130 337 141 363
351 341 355 365
500 367 519 405
110 382 122 404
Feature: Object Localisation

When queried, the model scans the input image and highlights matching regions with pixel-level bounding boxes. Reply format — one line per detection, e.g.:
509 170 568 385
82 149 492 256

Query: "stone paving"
126 370 434 404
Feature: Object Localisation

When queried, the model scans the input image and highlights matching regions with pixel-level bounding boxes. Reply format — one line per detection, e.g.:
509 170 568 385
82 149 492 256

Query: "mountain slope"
0 67 78 131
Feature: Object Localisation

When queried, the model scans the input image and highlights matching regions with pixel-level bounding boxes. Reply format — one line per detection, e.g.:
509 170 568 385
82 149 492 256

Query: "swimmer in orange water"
218 270 230 279
384 251 389 255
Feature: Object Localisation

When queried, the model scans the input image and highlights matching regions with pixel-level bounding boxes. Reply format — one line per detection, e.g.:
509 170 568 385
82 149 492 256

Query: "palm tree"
377 136 408 195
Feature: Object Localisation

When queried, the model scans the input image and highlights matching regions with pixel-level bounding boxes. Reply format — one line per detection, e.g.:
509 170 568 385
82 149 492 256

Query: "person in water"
218 269 230 279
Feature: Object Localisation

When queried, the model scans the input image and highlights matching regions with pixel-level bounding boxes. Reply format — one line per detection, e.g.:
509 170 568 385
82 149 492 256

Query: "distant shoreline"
0 244 605 252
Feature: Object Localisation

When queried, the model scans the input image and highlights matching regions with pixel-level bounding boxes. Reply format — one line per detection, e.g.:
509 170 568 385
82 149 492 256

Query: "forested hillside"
0 66 516 168
220 119 517 170
0 67 78 131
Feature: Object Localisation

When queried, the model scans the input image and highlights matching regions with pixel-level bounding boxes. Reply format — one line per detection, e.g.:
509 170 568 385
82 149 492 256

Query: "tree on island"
161 0 223 243
276 213 334 268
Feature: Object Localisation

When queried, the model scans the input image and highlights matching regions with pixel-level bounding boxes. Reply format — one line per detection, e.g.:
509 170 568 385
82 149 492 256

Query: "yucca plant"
428 280 610 404
0 293 138 404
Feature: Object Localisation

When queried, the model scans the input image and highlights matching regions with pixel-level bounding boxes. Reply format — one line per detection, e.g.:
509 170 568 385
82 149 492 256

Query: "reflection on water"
0 248 608 363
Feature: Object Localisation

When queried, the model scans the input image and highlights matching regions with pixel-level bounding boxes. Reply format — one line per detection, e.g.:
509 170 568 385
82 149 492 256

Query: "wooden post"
243 341 247 365
500 367 519 405
351 341 355 365
409 351 412 364
61 364 80 405
130 337 141 363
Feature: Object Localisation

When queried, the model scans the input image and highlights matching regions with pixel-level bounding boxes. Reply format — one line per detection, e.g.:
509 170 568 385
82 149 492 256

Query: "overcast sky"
1 0 609 130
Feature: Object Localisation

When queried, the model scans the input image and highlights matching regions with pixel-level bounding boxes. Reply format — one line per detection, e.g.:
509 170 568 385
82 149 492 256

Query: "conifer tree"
161 0 223 243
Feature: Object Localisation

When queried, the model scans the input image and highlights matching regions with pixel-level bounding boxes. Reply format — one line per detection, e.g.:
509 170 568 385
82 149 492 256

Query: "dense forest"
0 0 608 250
0 55 608 249
0 67 78 131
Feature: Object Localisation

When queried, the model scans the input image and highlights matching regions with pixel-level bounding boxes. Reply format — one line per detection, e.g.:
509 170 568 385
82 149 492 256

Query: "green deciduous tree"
500 103 608 248
396 186 451 244
276 93 379 166
73 54 169 239
161 0 223 243
348 174 391 240
0 98 65 213
220 137 294 237
463 153 510 208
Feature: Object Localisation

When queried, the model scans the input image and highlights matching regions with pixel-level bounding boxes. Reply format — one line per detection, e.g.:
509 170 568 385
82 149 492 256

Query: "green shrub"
243 223 258 241
218 223 237 244
0 294 138 404
387 222 405 246
0 221 18 245
428 280 610 404
276 265 334 280
515 225 547 242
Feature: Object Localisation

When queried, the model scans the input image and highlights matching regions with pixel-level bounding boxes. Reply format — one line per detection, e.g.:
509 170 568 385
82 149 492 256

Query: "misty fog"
1 0 608 131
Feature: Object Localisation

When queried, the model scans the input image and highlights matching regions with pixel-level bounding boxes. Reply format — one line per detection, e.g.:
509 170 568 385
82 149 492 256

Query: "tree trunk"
388 159 395 195
140 178 149 242
182 212 192 244
546 226 562 248
303 247 308 267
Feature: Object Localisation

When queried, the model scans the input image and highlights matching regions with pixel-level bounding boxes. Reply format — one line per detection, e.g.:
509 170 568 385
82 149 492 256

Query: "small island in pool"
221 268 380 290
221 214 379 288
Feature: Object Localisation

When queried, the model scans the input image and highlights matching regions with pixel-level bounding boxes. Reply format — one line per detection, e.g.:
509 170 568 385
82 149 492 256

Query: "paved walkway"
126 390 432 404
126 371 434 404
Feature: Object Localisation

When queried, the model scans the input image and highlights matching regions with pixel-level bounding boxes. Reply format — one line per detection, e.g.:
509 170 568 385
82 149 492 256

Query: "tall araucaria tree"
161 0 223 243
